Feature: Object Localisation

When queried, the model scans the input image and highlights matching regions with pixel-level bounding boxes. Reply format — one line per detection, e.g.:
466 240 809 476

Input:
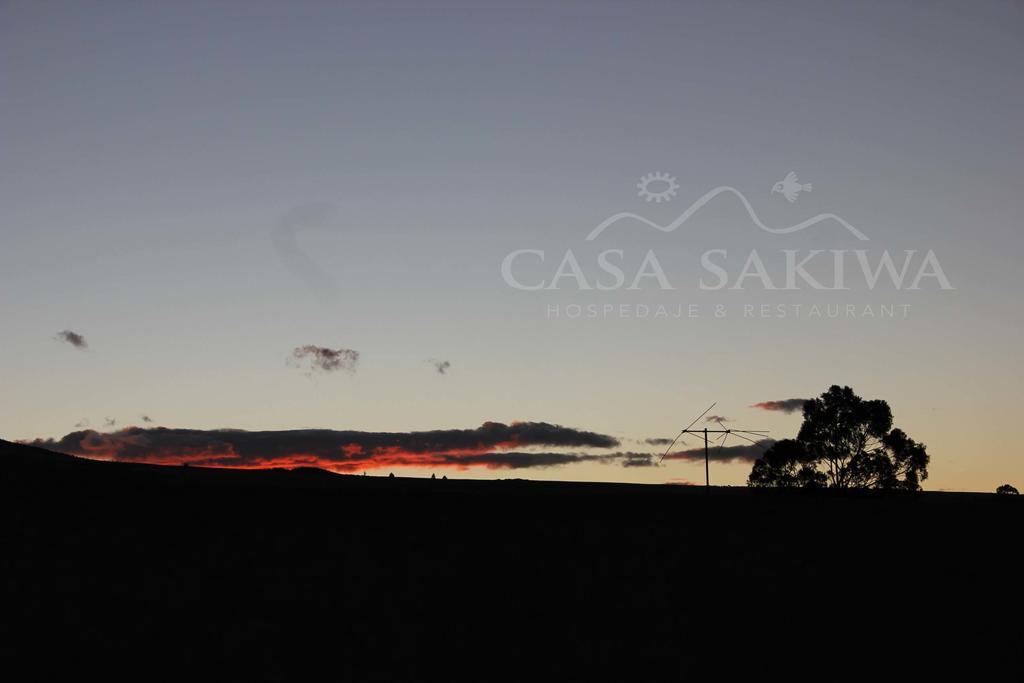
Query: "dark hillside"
2 439 1020 677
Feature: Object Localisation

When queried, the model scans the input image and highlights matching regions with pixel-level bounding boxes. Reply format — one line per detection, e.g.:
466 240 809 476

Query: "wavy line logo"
500 172 955 294
587 183 868 242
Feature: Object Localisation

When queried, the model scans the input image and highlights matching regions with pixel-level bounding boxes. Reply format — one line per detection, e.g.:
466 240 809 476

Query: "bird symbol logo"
771 171 812 203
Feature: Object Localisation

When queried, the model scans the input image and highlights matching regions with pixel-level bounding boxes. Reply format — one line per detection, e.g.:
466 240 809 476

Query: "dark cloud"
291 345 359 374
141 415 153 423
55 330 88 349
74 419 90 429
706 415 730 425
104 418 117 428
27 422 625 472
664 439 776 464
428 359 451 375
751 399 807 414
441 451 657 470
644 437 674 446
621 453 657 468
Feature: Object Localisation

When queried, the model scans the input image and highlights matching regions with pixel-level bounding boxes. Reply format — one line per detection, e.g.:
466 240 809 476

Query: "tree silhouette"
748 386 929 490
996 484 1019 495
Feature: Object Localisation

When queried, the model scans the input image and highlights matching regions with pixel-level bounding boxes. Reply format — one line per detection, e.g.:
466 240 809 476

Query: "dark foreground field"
2 438 1021 678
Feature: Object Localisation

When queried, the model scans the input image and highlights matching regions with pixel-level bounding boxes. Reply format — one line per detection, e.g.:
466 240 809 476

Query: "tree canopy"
748 385 929 490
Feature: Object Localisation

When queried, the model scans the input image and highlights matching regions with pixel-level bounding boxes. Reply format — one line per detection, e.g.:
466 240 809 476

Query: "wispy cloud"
55 330 88 349
751 399 807 414
271 203 341 301
291 345 360 374
621 453 657 467
663 439 775 464
428 359 451 375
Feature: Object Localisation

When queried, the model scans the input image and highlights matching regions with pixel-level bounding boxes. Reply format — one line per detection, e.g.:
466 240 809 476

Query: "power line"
659 402 716 464
661 404 770 486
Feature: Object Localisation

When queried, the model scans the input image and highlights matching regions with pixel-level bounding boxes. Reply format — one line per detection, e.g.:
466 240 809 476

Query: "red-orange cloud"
751 399 807 414
26 422 629 473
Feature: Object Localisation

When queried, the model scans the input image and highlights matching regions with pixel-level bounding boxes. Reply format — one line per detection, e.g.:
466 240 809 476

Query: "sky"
1 0 1022 491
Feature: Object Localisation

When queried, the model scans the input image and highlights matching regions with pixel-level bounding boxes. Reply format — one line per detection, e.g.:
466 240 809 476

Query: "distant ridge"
0 438 80 463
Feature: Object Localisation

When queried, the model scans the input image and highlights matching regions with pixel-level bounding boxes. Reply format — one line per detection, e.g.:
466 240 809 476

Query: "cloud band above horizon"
26 422 641 473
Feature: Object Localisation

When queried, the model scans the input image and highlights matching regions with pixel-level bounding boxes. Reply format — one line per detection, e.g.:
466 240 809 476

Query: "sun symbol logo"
637 172 679 203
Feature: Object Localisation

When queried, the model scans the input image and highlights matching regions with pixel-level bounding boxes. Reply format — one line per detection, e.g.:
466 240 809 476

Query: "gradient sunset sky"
2 1 1021 491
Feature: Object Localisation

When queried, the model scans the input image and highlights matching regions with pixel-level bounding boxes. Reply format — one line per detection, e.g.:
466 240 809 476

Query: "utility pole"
704 427 709 487
659 403 769 487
